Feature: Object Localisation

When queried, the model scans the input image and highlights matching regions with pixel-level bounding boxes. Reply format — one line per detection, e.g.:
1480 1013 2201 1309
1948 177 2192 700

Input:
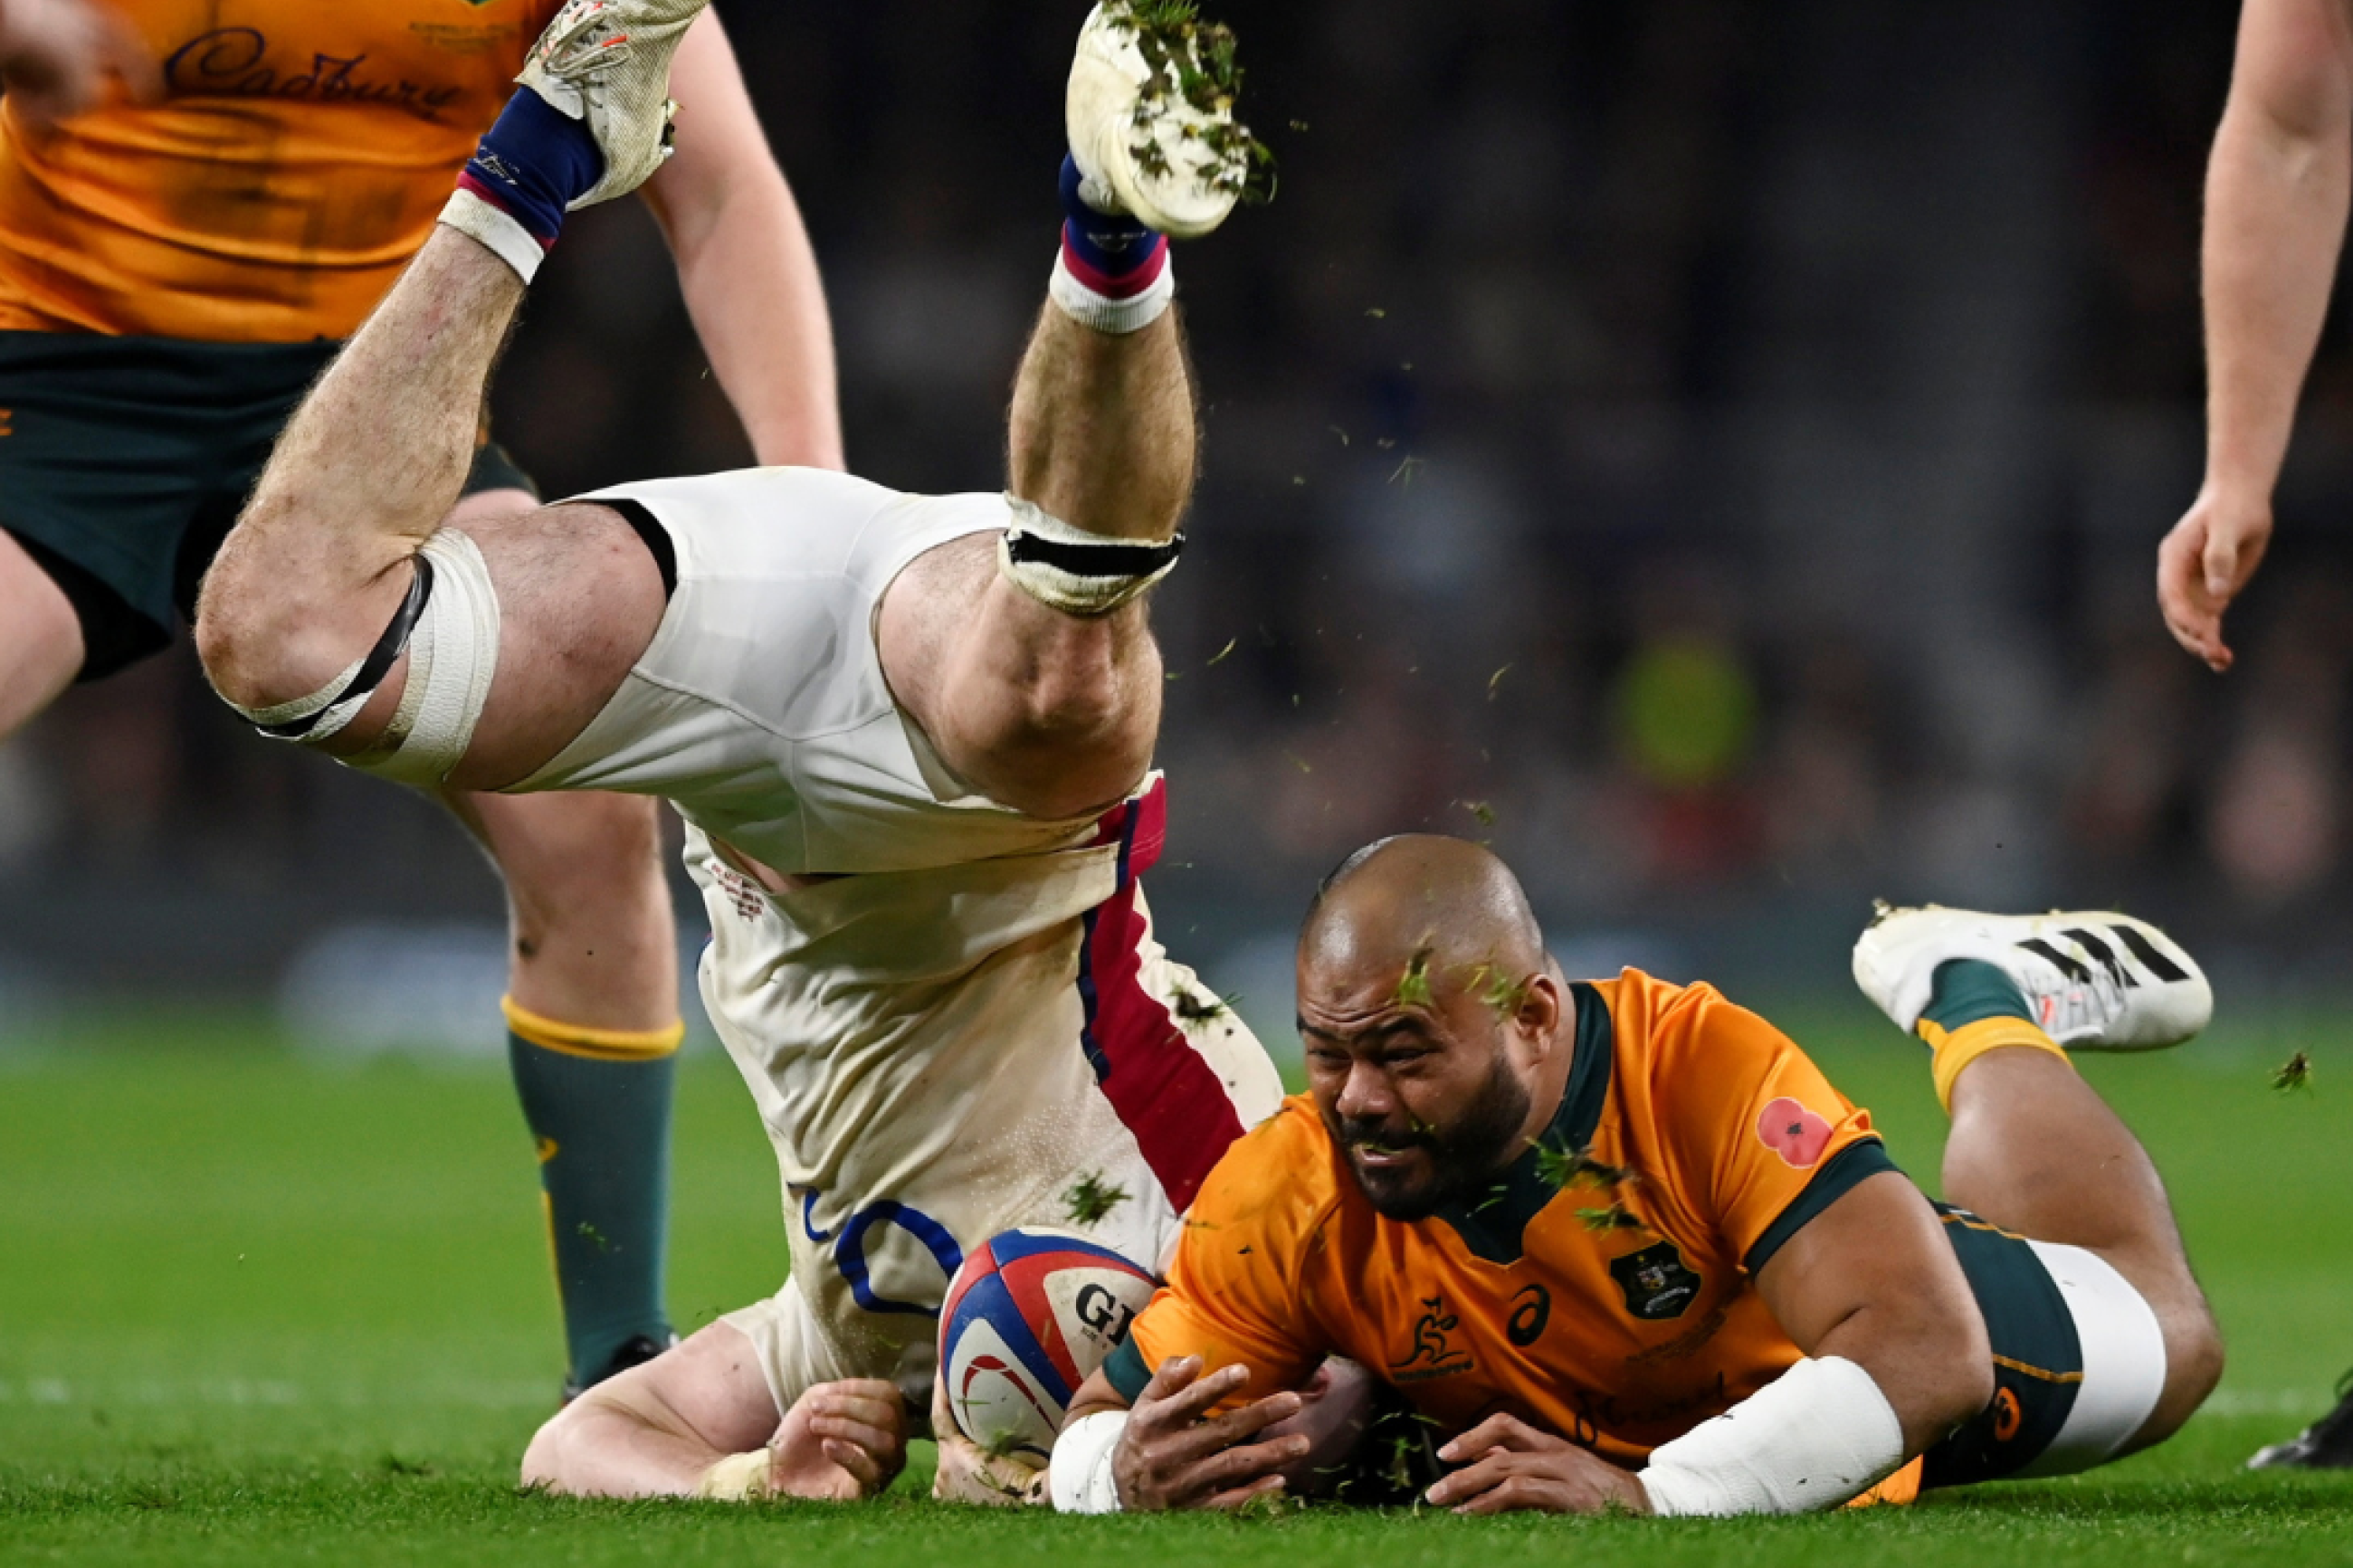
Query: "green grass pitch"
4 999 2352 1564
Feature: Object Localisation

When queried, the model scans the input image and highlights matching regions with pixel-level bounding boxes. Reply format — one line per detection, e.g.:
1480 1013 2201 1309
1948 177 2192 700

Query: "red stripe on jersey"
1078 780 1244 1212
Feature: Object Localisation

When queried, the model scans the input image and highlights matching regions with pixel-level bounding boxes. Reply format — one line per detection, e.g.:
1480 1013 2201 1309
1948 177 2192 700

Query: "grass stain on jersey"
1062 1172 1131 1227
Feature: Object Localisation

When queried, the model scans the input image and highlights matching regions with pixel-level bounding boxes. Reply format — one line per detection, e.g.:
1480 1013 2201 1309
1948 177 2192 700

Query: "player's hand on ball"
928 1373 1046 1507
1427 1413 1650 1516
2159 486 2273 673
767 1378 908 1500
0 0 158 124
1113 1354 1309 1511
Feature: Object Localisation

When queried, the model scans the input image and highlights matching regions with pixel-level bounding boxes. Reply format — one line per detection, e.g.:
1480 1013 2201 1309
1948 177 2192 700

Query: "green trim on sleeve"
1741 1137 1900 1275
1100 1334 1154 1403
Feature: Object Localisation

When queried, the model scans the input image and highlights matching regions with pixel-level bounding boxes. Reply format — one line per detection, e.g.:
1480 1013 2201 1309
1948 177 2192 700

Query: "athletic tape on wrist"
224 527 502 788
694 1449 774 1501
1639 1355 1905 1516
1049 248 1176 335
440 187 547 284
1047 1411 1127 1513
997 495 1183 617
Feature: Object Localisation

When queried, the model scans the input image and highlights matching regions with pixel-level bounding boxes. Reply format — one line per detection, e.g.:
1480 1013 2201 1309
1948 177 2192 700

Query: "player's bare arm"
2162 0 2353 670
0 0 155 125
640 11 843 470
523 1324 906 1500
1420 1169 1993 1518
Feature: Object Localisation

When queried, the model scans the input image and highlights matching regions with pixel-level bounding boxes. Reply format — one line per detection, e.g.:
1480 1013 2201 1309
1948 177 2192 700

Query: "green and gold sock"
1914 959 2072 1113
503 997 681 1390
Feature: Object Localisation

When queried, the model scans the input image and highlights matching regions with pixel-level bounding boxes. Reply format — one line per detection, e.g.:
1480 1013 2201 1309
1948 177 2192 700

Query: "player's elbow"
518 1400 591 1495
1910 1299 1997 1446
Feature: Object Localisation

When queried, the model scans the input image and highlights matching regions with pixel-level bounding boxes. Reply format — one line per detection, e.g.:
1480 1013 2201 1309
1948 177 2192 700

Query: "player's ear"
1517 971 1562 1048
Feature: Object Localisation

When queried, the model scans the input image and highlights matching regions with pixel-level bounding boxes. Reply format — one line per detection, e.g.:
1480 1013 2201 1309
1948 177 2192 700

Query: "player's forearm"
658 167 846 470
242 229 525 571
1807 1297 1992 1456
519 1390 732 1498
2201 28 2353 502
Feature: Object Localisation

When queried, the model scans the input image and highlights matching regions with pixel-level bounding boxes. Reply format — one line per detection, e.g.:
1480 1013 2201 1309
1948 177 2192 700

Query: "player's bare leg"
1853 910 2226 1453
0 529 82 738
424 481 683 1392
879 308 1188 821
881 3 1263 822
523 1321 907 1499
196 0 706 783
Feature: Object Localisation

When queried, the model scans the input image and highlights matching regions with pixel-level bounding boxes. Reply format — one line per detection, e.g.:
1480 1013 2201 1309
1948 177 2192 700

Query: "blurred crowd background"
8 0 2353 1038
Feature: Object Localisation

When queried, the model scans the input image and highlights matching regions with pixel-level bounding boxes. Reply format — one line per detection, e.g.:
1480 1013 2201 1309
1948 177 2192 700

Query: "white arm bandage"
1048 1410 1128 1514
1639 1355 1906 1516
692 1448 773 1501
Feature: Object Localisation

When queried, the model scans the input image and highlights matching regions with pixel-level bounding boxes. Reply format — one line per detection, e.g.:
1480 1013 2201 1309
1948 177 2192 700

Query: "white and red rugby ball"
938 1227 1157 1461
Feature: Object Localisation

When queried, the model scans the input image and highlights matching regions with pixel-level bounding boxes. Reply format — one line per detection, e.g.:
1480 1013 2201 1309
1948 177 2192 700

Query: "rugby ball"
938 1227 1157 1461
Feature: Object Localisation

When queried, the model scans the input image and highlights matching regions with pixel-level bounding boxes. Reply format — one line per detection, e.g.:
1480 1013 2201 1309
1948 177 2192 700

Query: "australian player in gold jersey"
1047 836 2226 1516
0 0 839 1396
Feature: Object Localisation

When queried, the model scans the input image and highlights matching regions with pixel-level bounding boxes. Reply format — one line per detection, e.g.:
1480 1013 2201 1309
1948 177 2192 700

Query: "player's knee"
2157 1304 2226 1436
519 1402 585 1492
1930 1341 1998 1437
981 629 1159 818
192 547 352 715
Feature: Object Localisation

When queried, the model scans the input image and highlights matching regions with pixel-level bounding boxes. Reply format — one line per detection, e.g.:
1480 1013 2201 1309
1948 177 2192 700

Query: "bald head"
1302 834 1546 993
1295 837 1566 1220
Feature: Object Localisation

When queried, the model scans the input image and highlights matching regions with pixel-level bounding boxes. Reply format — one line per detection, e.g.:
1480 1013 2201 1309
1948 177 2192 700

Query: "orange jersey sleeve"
1615 974 1894 1274
1108 1101 1336 1410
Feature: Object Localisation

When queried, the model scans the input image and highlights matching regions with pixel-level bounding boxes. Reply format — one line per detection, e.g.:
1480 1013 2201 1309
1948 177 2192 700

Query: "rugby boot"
517 0 705 208
559 1331 677 1404
2248 1373 2353 1469
1853 904 2211 1050
1067 1 1262 238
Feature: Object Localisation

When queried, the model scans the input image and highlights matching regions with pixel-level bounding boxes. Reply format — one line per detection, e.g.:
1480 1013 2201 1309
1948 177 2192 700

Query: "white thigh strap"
2015 1240 2167 1477
346 527 501 786
223 529 501 788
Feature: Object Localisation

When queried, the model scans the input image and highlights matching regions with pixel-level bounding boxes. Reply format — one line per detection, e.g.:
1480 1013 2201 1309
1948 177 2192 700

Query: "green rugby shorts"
0 330 536 680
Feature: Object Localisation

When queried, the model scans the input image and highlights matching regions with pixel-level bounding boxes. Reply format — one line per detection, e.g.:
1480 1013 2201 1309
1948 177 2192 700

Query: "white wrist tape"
1639 1355 1905 1516
439 187 548 284
693 1448 773 1501
1049 249 1175 335
1048 1411 1127 1514
996 495 1184 617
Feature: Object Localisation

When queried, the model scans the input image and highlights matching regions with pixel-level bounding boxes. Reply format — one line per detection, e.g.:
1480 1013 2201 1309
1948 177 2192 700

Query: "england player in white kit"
193 0 1281 1502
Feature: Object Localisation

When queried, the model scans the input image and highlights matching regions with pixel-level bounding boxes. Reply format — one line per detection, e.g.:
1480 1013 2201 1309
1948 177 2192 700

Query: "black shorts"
0 329 536 681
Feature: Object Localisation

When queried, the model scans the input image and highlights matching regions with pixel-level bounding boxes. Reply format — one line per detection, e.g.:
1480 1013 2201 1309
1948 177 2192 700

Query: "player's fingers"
1134 1355 1207 1412
1154 1391 1303 1463
1424 1450 1516 1507
1436 1413 1549 1461
819 1436 882 1495
816 1383 906 1435
1201 1472 1288 1512
1452 1474 1557 1516
1142 1361 1248 1428
809 1412 900 1459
